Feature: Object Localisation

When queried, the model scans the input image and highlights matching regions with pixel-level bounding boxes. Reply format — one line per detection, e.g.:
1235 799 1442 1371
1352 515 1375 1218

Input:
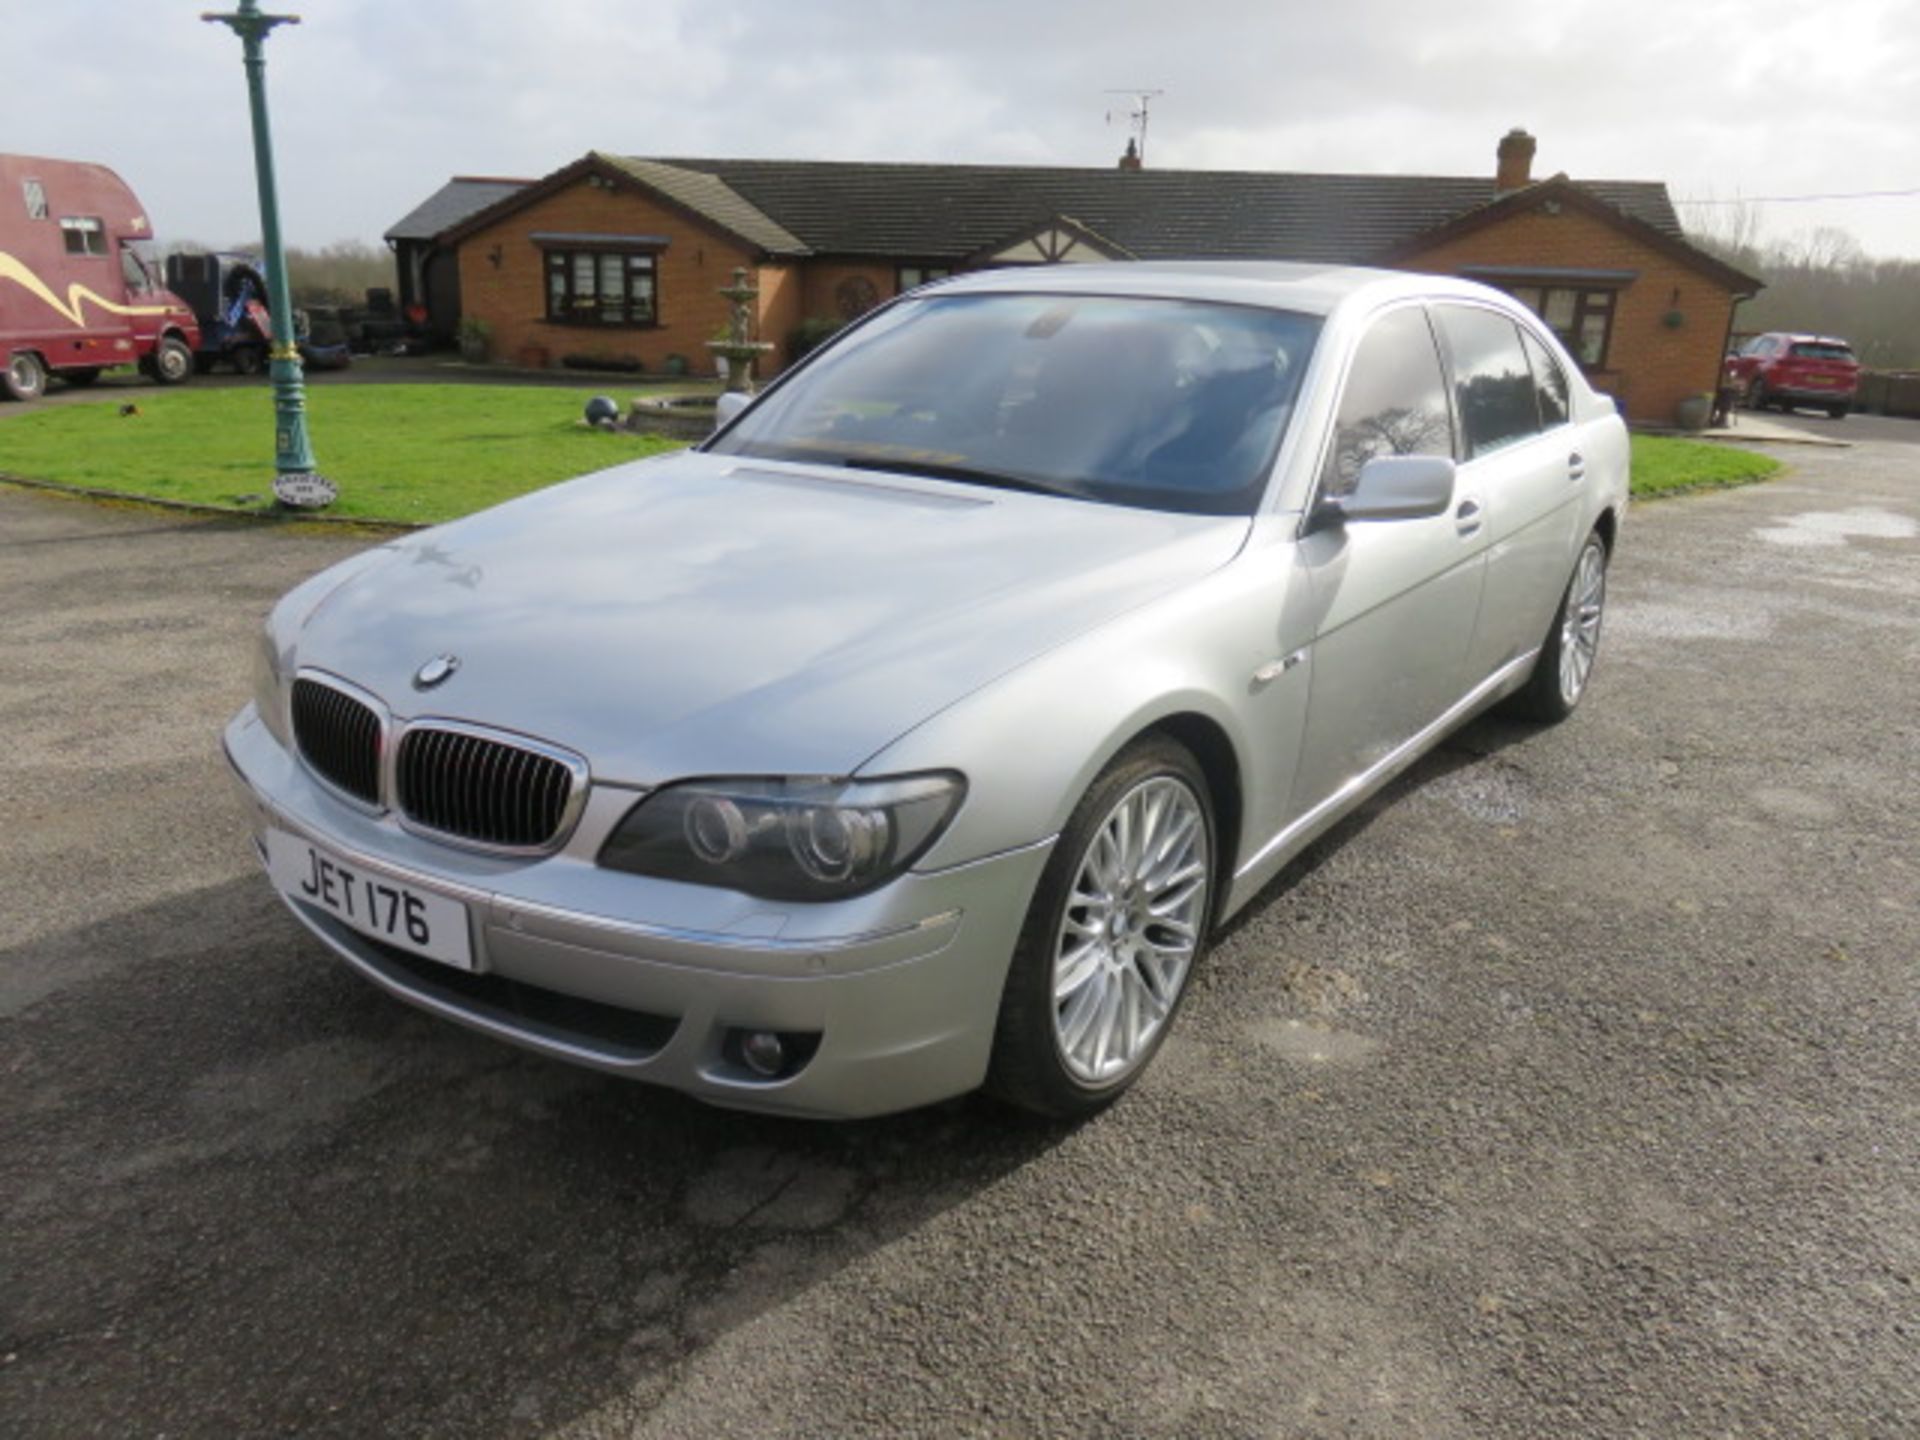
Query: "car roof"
924 261 1510 318
1766 332 1853 347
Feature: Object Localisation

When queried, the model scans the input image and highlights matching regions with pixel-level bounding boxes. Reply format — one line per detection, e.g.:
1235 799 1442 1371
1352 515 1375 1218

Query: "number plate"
265 829 475 971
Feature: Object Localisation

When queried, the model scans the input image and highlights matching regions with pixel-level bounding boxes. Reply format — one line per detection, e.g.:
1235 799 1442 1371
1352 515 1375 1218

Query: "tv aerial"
1104 88 1165 164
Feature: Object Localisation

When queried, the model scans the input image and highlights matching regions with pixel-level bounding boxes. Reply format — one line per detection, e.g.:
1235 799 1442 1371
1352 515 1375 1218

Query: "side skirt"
1221 648 1540 918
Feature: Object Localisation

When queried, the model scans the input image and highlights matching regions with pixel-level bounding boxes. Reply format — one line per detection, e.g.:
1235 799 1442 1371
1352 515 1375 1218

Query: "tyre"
1508 530 1609 724
1826 403 1848 420
4 350 49 402
231 344 265 377
986 735 1217 1119
61 367 102 387
1744 378 1769 411
150 335 193 385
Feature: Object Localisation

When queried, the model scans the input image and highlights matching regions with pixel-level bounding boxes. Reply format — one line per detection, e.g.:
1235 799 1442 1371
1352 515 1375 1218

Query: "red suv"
1725 333 1860 419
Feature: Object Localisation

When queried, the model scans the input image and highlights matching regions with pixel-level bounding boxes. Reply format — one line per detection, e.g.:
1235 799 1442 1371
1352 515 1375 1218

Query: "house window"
60 216 108 256
896 265 952 292
22 179 47 220
1503 285 1616 368
543 249 657 325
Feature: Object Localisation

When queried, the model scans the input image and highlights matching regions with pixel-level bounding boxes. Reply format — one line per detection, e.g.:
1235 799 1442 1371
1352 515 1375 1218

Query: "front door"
1287 302 1488 819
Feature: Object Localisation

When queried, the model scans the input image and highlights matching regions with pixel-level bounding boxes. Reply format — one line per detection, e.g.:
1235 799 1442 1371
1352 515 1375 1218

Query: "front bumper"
224 706 1052 1118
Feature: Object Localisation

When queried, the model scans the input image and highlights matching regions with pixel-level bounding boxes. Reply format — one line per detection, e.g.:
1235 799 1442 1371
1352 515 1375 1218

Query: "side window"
23 179 48 220
1320 306 1454 498
1520 328 1570 429
60 216 108 256
1436 305 1541 458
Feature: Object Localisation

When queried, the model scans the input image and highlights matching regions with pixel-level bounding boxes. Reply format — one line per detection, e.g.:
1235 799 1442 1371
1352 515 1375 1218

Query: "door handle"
1455 496 1483 536
1569 451 1586 482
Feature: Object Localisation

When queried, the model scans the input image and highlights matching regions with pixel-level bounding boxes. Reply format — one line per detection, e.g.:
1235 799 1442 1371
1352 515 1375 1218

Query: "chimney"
1118 138 1142 172
1496 128 1536 192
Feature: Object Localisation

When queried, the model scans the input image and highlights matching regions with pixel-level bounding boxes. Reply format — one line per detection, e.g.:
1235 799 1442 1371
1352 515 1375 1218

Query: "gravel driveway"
2 435 1916 1438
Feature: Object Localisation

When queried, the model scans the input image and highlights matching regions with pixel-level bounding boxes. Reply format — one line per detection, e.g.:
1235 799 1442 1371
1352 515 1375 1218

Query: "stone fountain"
706 267 774 393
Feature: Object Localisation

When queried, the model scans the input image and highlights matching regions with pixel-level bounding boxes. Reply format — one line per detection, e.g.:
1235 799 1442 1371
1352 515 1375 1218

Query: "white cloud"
2 0 1914 257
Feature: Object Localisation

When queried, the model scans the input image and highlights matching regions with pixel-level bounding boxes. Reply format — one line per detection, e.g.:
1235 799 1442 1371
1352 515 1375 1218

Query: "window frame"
539 245 660 328
1499 283 1619 370
895 264 954 293
59 216 109 257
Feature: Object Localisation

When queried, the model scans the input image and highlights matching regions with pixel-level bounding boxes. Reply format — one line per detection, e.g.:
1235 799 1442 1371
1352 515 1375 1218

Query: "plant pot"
1674 394 1713 431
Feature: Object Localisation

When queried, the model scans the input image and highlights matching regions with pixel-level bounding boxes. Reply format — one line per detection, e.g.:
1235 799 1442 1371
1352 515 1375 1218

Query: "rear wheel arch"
1593 506 1618 555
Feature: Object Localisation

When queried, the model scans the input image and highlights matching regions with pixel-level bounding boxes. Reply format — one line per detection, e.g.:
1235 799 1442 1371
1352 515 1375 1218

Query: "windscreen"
710 292 1322 515
1788 342 1855 362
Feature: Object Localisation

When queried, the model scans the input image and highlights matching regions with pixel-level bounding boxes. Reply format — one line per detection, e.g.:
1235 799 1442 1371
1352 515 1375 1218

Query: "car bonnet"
288 451 1252 784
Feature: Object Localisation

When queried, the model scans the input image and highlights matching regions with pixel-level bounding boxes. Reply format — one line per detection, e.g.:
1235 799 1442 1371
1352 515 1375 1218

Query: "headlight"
598 773 965 901
253 626 290 746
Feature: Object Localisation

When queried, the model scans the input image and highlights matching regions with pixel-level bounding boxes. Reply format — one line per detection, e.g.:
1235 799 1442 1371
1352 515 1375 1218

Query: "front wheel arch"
1140 712 1242 920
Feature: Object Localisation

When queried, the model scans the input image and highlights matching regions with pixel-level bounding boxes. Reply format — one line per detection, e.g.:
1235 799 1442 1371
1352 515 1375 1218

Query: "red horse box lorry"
1 153 200 400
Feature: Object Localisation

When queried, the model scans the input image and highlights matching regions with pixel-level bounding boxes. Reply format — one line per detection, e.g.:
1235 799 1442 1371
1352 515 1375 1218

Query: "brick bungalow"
405 130 1760 425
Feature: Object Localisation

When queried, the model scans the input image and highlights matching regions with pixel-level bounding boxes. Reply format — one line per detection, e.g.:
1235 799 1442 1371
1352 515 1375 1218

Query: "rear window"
1434 304 1540 458
1788 342 1855 362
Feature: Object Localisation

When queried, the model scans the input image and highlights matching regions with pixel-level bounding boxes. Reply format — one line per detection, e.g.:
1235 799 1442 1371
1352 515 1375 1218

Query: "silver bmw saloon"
226 263 1627 1119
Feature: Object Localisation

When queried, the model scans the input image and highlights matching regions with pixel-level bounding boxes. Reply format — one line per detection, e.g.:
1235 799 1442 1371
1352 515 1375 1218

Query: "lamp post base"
271 471 337 509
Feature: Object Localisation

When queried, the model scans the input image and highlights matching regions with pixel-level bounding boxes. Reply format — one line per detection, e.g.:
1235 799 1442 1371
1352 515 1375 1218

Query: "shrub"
559 353 644 373
788 315 847 362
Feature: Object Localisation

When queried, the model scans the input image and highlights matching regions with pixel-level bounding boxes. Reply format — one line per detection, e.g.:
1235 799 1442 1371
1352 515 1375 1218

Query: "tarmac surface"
2 431 1917 1438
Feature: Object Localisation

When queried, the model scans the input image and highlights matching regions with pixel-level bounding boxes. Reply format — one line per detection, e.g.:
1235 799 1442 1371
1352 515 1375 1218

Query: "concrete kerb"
1687 416 1850 448
0 471 426 534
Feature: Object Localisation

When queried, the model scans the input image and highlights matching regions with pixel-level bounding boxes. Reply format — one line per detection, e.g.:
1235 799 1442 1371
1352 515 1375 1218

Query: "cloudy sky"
5 0 1917 259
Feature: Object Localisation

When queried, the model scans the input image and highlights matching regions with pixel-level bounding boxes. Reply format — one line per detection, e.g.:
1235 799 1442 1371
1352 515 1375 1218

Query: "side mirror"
712 390 751 434
1311 454 1456 530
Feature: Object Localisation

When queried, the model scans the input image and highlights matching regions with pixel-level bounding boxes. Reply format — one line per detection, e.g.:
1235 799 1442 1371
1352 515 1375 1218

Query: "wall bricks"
457 181 756 376
800 261 898 327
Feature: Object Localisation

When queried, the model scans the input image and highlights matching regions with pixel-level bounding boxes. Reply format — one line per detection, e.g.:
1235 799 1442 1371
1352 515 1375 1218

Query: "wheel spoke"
1058 971 1106 1059
1061 909 1104 940
1054 940 1104 1001
1088 979 1123 1073
1117 968 1142 1064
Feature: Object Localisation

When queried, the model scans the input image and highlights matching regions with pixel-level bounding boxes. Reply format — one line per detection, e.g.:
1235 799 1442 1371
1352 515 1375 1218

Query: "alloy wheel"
1051 774 1209 1084
1558 540 1607 707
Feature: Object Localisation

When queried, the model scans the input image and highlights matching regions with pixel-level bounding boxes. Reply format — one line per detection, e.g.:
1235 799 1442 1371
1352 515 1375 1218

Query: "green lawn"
1630 434 1781 498
0 384 694 523
0 385 1782 525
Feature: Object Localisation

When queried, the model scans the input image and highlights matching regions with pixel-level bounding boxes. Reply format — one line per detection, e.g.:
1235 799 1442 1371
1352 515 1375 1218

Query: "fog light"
741 1030 786 1077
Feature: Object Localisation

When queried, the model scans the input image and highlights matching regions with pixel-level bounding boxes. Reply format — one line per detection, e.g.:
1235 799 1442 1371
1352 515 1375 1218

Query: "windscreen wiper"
840 456 1081 499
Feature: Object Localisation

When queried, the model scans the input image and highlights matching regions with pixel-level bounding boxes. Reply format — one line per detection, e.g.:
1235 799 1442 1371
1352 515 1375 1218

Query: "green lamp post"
202 0 333 508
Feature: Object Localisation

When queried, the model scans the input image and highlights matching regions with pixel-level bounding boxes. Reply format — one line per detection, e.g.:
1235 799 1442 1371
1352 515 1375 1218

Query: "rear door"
1288 302 1486 815
1432 304 1584 679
